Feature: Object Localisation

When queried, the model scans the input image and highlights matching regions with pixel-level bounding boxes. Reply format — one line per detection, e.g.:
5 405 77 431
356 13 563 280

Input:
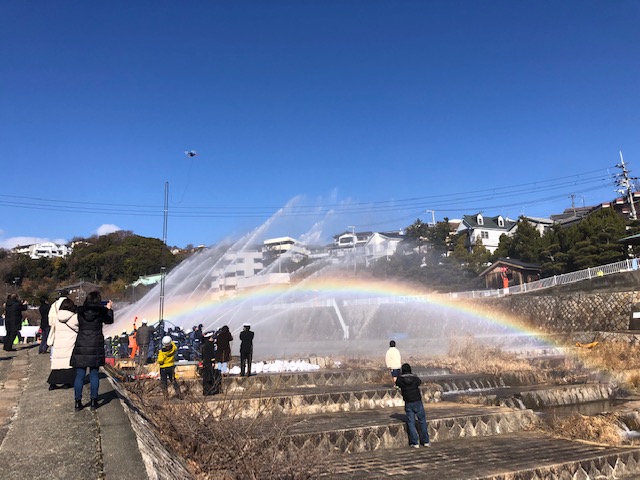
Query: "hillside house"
363 231 404 266
12 242 71 259
456 214 516 254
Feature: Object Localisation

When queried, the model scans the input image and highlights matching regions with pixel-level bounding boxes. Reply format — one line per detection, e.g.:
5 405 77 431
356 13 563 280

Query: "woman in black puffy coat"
70 291 113 411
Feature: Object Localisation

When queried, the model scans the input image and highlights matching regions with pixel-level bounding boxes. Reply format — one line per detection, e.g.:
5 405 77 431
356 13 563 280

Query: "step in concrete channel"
281 402 538 454
222 369 385 392
443 383 615 410
204 369 515 394
200 370 511 397
200 384 443 418
325 431 640 479
429 373 506 393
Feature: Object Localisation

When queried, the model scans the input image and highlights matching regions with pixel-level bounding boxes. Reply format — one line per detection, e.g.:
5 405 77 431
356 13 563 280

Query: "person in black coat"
135 319 152 365
38 296 51 354
3 294 27 351
70 291 114 411
201 331 221 395
239 324 254 377
395 363 430 448
214 325 233 376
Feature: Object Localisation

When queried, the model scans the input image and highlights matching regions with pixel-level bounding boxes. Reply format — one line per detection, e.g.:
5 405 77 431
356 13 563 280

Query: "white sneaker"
423 442 431 447
410 444 420 449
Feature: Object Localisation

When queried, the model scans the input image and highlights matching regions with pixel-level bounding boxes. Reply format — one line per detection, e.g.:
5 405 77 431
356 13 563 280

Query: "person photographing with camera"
70 292 113 411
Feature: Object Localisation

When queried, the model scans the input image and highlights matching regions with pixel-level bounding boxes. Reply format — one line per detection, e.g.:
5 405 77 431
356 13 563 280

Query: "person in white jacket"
47 298 78 390
385 340 402 385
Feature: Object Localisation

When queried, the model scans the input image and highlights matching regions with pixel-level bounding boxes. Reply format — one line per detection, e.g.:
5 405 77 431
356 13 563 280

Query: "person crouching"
158 335 182 400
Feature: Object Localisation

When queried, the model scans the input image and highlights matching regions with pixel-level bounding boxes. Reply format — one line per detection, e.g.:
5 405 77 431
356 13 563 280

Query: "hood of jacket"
58 310 74 323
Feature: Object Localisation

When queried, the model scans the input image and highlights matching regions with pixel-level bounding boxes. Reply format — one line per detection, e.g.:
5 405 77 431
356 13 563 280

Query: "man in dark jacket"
239 324 254 377
3 294 27 351
135 318 152 365
395 363 430 448
38 296 51 354
201 331 221 395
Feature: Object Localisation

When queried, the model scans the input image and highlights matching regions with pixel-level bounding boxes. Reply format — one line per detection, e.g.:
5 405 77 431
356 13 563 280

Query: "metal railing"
448 257 640 300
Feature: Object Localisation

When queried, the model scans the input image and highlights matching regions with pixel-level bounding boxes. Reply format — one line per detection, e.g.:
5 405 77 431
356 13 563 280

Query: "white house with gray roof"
456 213 516 254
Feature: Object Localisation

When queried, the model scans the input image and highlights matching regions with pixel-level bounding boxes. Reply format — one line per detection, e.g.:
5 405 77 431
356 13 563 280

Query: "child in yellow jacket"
158 336 182 399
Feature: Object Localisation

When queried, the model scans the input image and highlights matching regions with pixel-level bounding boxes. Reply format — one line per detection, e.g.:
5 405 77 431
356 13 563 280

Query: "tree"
425 218 452 255
65 231 177 284
568 208 627 269
493 217 541 263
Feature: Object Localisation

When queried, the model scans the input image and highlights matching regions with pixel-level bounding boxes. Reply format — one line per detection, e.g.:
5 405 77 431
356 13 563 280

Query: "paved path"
0 345 146 480
330 432 640 479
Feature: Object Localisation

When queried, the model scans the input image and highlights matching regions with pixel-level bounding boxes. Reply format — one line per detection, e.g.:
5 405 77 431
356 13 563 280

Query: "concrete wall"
470 270 640 332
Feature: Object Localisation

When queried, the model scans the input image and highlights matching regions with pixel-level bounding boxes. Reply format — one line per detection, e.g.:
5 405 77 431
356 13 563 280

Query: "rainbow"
106 276 562 351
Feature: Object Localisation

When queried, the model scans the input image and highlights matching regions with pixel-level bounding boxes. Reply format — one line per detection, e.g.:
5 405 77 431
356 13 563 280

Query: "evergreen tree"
568 208 627 269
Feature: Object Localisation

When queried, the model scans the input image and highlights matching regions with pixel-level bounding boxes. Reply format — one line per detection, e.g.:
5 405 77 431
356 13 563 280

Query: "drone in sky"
185 150 199 158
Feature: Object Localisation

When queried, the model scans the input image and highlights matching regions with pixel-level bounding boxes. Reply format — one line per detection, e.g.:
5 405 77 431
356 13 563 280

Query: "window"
497 216 504 227
477 214 484 225
480 231 489 239
235 270 245 277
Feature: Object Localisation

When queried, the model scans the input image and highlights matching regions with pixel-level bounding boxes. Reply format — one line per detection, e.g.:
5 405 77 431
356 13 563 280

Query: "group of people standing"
45 291 114 411
155 323 254 399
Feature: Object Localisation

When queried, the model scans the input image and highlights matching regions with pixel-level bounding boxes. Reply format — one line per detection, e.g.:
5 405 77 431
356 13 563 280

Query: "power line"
0 167 618 219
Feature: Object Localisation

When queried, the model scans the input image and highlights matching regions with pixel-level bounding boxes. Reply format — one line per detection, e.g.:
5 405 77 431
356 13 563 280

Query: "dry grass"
337 356 383 370
429 336 540 375
569 339 640 392
543 412 626 446
336 337 554 384
572 340 640 372
124 380 335 479
625 369 640 389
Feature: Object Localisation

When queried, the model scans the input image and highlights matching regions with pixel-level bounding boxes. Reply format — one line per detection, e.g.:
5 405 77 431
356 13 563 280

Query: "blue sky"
1 1 639 249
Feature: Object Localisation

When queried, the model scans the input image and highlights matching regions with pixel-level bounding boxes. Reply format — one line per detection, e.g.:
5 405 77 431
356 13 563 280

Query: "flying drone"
185 150 199 157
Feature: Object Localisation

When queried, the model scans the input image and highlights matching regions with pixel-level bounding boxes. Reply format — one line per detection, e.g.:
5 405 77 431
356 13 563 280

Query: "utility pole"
616 151 638 221
425 209 436 227
568 194 576 216
159 181 169 323
348 225 356 274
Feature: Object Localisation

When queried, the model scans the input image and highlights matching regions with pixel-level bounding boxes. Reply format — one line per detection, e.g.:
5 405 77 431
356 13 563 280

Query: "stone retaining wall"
472 290 640 333
107 379 195 480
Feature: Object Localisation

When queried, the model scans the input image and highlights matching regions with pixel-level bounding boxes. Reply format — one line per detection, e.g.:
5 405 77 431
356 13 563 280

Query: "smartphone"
101 300 109 306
